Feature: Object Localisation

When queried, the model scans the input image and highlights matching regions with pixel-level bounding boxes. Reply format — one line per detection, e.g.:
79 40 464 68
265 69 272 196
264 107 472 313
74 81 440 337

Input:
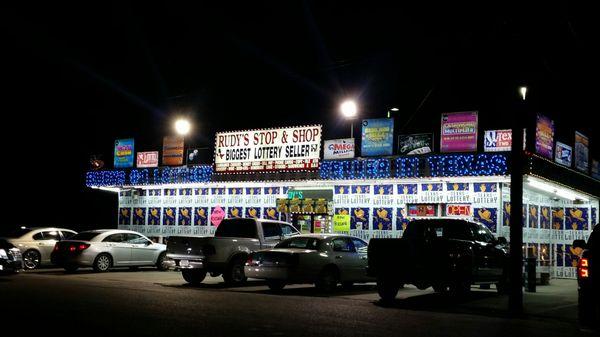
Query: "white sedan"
3 227 77 269
51 229 167 272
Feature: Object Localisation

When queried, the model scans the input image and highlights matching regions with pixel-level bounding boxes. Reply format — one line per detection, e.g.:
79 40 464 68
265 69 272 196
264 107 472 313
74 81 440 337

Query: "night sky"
1 2 598 233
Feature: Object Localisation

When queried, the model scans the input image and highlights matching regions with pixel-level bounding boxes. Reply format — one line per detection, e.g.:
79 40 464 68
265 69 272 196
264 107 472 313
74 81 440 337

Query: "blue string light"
86 165 213 187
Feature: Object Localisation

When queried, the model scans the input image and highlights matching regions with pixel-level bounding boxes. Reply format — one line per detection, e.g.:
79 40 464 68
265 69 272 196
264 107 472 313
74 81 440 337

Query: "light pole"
340 100 358 138
509 85 526 315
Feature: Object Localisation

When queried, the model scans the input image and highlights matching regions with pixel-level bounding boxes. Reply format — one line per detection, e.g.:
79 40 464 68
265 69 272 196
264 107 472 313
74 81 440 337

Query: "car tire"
156 252 169 271
64 265 79 273
223 255 247 285
182 269 207 285
315 267 338 293
23 249 41 270
266 279 286 291
93 254 112 272
377 277 400 302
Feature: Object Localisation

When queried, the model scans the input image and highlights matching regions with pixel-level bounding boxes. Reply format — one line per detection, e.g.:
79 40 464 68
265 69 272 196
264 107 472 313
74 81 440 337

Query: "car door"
127 233 156 265
470 224 502 281
331 237 362 281
350 238 370 281
102 233 132 266
36 230 61 263
260 222 283 248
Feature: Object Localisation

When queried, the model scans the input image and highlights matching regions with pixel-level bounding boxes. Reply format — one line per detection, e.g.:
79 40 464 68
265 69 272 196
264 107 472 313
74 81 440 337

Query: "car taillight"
78 244 90 251
53 244 59 252
579 258 589 278
246 255 254 266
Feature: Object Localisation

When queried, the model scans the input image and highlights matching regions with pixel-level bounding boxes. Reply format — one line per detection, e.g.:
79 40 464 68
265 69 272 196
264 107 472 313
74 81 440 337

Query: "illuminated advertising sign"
446 204 471 217
324 138 355 159
397 133 433 155
440 111 478 153
554 142 572 167
162 136 184 166
361 118 394 156
114 139 134 168
214 125 321 172
484 129 511 152
575 131 589 173
535 114 554 159
136 151 159 168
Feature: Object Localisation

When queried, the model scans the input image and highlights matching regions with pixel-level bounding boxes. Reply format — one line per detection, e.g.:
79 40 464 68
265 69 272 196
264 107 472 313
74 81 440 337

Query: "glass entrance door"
292 214 332 234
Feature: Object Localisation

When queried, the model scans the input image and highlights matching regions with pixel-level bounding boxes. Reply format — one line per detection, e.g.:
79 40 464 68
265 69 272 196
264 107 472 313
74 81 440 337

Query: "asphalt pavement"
0 268 590 337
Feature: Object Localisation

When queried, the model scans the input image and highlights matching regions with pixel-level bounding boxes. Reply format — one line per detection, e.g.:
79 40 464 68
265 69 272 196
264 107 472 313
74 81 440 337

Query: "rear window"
403 220 474 241
70 232 102 241
214 219 257 238
275 237 321 250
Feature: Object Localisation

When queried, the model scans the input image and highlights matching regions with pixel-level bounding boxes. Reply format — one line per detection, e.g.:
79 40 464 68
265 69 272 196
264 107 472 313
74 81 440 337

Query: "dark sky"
1 2 598 232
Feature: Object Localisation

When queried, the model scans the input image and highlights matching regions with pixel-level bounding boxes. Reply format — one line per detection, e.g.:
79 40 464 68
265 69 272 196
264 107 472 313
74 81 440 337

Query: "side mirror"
497 237 508 245
573 239 586 250
145 241 153 246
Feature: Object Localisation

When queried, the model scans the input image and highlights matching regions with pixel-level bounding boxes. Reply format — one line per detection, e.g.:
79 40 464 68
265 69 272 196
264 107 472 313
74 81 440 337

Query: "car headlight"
0 249 7 259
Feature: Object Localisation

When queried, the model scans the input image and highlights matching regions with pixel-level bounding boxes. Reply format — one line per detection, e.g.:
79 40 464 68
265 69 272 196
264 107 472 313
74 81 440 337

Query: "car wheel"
223 256 247 285
23 250 41 270
377 277 400 302
450 273 471 297
266 279 286 291
315 268 338 293
182 269 207 285
93 254 112 272
64 265 79 273
156 252 169 271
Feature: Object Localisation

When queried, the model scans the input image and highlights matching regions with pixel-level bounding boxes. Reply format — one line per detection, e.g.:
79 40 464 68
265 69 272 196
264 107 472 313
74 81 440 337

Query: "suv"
166 218 299 285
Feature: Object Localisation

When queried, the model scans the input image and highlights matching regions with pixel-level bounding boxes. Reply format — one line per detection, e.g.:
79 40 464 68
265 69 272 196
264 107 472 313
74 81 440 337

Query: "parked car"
2 227 77 269
245 234 373 292
573 223 599 326
166 218 299 285
368 218 509 301
0 238 23 275
50 229 168 272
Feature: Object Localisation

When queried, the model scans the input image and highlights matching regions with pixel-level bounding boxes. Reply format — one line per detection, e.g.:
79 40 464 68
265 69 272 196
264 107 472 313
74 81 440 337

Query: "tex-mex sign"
214 125 322 172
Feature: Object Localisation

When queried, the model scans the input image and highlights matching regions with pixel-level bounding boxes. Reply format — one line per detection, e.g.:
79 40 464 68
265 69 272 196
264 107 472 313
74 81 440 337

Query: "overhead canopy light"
526 177 589 202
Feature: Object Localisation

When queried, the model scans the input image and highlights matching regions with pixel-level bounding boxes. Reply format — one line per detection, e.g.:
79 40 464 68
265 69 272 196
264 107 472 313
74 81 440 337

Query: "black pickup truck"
368 218 509 301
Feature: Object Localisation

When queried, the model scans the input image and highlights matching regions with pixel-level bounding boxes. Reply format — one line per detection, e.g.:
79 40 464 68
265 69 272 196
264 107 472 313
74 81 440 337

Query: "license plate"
179 260 190 267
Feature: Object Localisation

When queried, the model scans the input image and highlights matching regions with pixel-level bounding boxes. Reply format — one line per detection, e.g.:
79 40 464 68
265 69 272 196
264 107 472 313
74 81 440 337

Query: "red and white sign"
484 130 512 152
214 125 322 172
136 151 159 168
446 204 472 217
210 206 225 227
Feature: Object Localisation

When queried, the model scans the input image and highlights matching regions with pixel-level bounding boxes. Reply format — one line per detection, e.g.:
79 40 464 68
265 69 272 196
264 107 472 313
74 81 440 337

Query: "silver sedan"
245 234 373 292
50 229 167 272
2 227 77 269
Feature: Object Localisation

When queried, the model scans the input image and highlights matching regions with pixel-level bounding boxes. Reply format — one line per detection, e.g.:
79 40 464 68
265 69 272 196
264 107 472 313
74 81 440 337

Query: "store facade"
87 151 599 280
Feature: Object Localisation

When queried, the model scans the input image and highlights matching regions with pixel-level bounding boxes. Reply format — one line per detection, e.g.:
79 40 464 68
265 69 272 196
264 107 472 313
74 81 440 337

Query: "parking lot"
1 268 587 337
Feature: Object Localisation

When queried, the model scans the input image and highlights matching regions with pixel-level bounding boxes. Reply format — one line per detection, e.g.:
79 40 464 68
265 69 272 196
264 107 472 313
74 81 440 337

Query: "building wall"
115 176 597 279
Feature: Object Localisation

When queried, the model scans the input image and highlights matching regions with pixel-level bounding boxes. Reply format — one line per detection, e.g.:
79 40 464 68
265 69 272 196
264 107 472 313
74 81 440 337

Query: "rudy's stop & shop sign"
214 125 322 172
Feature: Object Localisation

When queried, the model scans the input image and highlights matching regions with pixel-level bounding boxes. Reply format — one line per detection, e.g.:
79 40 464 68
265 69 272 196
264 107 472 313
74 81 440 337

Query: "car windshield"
5 228 33 238
70 232 102 241
275 237 321 250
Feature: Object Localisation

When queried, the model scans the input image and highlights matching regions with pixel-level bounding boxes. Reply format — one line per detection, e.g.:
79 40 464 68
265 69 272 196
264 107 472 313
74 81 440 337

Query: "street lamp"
387 107 399 118
519 86 527 101
174 118 191 136
340 100 358 138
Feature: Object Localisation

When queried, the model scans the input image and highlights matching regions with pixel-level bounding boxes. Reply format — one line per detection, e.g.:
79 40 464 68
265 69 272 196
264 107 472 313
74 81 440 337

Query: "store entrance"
291 214 331 234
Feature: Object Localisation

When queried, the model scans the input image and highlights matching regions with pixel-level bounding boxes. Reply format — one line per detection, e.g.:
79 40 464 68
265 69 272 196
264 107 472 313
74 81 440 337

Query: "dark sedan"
0 239 23 274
